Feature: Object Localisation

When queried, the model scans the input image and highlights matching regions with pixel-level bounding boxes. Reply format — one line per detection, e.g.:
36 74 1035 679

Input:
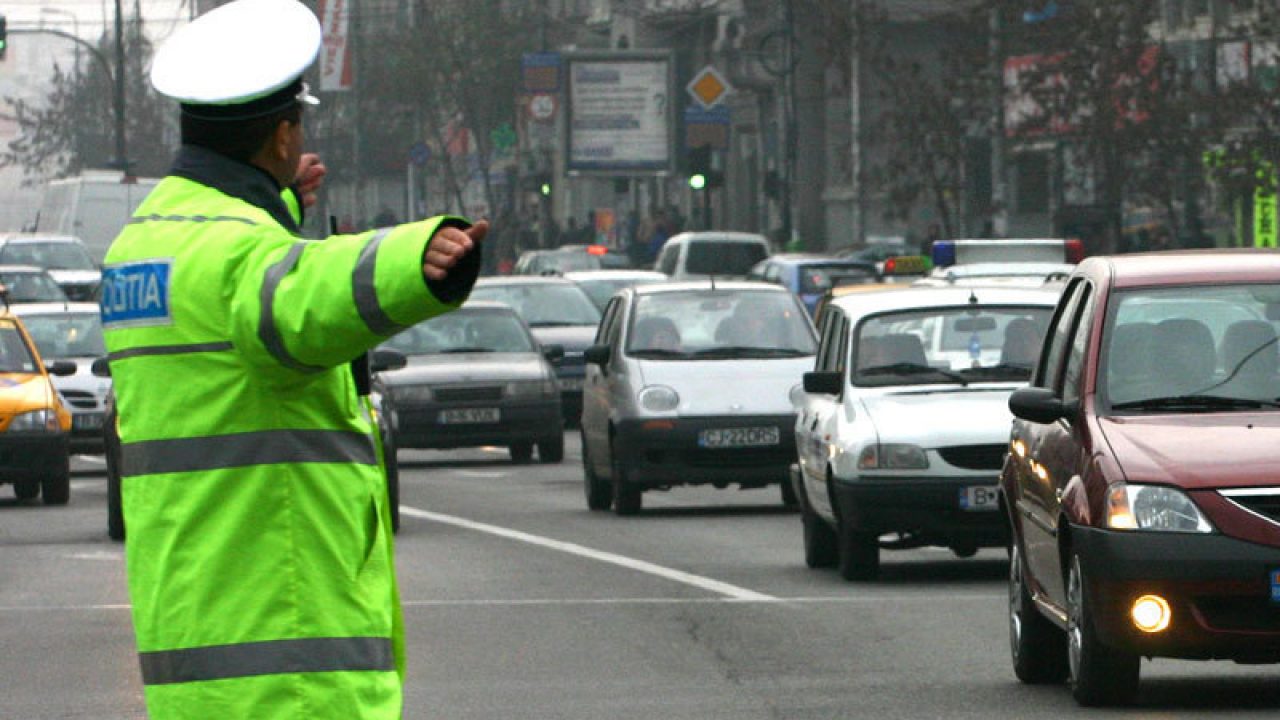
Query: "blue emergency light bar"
932 238 1084 268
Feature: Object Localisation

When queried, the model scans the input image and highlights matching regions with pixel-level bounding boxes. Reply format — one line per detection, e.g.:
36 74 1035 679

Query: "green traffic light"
540 183 552 196
688 174 706 190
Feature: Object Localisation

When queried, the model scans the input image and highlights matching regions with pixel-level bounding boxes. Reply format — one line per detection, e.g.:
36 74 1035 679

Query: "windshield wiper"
860 362 969 386
1112 394 1280 411
691 346 810 358
528 321 586 328
629 348 691 359
439 347 498 354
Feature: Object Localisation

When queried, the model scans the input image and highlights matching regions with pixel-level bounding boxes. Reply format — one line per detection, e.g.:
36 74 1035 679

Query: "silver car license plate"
698 426 780 448
959 485 999 511
438 408 500 424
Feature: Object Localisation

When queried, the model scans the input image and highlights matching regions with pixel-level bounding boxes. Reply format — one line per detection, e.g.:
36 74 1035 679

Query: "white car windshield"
470 284 602 327
383 311 535 355
853 305 1052 386
19 312 106 358
0 242 96 271
627 290 816 359
1102 285 1280 411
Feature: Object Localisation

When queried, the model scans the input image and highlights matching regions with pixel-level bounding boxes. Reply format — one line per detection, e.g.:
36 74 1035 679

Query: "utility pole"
113 0 128 172
780 0 797 247
849 0 865 247
988 5 1008 237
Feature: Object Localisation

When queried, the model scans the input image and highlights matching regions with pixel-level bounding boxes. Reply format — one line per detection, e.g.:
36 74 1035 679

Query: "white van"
654 231 772 280
36 171 160 264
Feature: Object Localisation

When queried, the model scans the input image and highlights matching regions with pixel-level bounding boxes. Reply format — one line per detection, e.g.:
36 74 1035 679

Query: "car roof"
763 254 877 267
1083 249 1280 289
630 280 790 297
828 284 1060 316
561 270 667 281
667 231 769 244
0 264 54 273
476 275 576 287
455 300 520 313
8 301 100 315
0 233 85 245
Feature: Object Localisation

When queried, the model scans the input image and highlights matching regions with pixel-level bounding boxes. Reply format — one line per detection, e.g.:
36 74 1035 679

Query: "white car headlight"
8 409 61 433
1106 483 1214 533
506 379 557 398
638 385 679 412
857 443 929 470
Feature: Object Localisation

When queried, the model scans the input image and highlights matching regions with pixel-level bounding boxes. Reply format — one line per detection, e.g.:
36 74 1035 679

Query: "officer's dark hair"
180 104 302 164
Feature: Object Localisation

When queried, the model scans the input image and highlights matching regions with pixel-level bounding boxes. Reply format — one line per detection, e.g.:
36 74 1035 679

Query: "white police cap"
151 0 321 119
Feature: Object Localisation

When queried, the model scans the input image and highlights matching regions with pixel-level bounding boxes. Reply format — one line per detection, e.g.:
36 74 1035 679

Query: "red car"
1002 250 1280 706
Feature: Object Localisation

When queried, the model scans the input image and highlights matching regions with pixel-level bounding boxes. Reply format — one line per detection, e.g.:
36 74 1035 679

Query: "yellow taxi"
0 298 74 504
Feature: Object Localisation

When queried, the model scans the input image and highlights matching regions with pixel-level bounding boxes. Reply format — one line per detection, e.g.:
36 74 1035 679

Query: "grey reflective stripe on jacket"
120 429 379 477
139 636 394 685
352 228 412 336
257 242 326 373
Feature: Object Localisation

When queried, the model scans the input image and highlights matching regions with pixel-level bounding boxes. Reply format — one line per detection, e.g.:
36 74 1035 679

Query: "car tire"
836 516 879 581
802 500 838 569
14 480 39 501
582 436 611 511
538 434 565 464
780 479 798 508
611 454 642 516
41 457 71 506
1009 541 1067 683
1067 551 1139 706
509 441 534 464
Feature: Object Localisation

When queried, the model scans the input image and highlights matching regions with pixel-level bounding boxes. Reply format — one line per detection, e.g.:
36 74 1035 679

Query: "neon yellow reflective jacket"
102 146 477 719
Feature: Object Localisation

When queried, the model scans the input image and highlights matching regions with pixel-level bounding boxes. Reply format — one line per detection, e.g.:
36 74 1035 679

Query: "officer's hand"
424 220 488 282
294 153 327 209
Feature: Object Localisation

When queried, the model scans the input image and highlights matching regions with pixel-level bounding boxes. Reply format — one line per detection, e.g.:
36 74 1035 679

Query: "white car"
0 233 102 301
792 285 1059 580
581 281 817 514
10 302 110 453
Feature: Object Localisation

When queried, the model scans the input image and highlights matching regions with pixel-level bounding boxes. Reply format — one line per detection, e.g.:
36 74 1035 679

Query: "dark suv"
1002 250 1280 706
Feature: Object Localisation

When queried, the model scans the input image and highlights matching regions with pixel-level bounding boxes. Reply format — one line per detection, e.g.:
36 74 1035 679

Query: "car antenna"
709 275 716 290
968 289 979 305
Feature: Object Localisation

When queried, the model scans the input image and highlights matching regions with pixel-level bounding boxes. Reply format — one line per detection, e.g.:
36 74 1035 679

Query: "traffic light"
687 144 711 189
0 15 8 61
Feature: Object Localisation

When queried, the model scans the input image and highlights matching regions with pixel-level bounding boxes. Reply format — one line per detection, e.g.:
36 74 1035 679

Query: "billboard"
565 51 673 174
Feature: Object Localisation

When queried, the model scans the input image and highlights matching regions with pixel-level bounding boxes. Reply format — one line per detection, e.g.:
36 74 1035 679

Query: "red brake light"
1065 238 1084 263
587 244 608 256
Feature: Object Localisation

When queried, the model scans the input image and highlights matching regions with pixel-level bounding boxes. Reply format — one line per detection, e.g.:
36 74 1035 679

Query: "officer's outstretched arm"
230 216 482 374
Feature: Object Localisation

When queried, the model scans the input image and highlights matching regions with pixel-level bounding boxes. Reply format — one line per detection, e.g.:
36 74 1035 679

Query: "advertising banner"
566 52 673 173
318 0 353 92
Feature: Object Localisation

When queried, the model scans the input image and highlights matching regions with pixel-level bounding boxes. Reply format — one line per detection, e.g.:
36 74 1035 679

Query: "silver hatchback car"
581 282 817 515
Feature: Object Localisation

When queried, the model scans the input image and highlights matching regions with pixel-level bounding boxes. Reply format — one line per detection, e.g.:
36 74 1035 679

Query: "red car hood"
1100 413 1280 490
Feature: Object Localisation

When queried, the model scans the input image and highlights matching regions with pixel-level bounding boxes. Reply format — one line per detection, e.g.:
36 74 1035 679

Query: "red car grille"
1221 490 1280 526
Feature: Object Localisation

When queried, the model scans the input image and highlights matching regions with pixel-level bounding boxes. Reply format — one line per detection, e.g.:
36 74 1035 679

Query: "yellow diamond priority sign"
687 65 731 110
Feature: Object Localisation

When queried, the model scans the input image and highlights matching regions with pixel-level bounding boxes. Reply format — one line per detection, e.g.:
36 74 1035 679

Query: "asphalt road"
3 437 1278 719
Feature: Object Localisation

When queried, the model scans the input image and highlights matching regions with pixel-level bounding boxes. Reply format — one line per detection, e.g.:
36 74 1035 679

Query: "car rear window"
628 289 816 359
383 311 535 355
685 241 768 276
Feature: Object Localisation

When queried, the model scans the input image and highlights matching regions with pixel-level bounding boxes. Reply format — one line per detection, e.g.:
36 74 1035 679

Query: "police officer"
100 1 484 717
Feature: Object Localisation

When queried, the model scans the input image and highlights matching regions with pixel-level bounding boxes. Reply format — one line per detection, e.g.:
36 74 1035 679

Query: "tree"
0 12 171 183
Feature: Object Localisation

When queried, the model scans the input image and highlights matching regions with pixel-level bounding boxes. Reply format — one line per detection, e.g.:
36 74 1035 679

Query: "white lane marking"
74 455 107 465
0 593 1003 613
402 506 776 602
64 551 123 561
